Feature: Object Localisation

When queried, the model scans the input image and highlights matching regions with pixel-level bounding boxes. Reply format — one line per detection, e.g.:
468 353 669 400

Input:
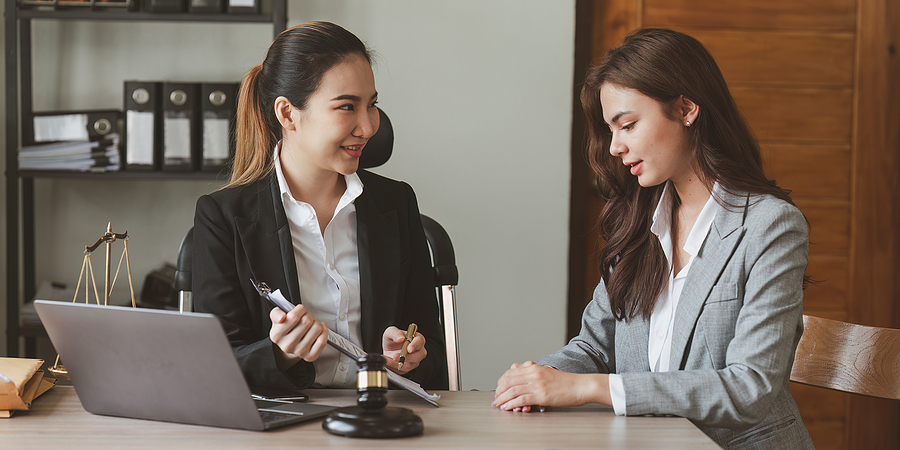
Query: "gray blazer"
540 190 814 450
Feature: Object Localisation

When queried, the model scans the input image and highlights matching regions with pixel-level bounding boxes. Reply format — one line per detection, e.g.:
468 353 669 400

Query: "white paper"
126 111 155 165
203 118 230 160
164 117 191 159
267 289 441 406
34 114 89 142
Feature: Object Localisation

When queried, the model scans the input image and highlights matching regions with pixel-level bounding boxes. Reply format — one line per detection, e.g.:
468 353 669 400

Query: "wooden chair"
791 315 900 400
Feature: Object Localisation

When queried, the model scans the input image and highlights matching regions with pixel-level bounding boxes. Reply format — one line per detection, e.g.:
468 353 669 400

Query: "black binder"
189 0 222 12
144 0 187 12
124 81 162 171
31 109 122 144
162 82 200 171
227 0 259 14
199 83 238 172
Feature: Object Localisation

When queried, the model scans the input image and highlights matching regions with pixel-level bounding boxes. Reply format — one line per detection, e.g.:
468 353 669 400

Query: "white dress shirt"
274 144 364 388
609 181 722 415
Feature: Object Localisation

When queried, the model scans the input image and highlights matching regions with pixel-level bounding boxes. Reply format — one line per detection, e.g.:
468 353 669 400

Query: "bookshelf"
3 0 287 356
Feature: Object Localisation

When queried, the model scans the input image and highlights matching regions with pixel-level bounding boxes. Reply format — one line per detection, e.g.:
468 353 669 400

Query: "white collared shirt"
274 143 364 388
609 181 722 415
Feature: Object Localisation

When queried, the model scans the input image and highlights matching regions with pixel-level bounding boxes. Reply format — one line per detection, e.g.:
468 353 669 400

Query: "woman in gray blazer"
494 28 814 449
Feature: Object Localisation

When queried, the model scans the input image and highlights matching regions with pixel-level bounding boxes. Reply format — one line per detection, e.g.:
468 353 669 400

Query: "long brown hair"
582 28 798 321
228 21 372 187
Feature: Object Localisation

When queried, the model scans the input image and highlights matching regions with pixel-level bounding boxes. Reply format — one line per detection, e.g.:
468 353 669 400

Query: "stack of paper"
0 358 57 418
19 134 121 172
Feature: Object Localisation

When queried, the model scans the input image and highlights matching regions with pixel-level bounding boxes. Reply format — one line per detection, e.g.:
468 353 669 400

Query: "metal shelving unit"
4 0 287 356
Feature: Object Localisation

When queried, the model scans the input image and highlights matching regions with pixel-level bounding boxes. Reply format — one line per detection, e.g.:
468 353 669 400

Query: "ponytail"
227 64 276 187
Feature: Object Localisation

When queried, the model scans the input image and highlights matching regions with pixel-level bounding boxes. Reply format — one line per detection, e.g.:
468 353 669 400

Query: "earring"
686 120 691 127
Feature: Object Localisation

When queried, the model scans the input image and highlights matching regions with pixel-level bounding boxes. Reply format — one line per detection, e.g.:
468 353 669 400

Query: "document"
267 289 441 406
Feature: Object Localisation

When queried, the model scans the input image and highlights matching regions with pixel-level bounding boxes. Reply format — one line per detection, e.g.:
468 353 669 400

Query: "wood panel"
793 198 849 255
804 255 848 311
791 383 848 450
761 144 851 199
643 0 856 31
847 0 900 447
688 29 855 86
732 87 853 143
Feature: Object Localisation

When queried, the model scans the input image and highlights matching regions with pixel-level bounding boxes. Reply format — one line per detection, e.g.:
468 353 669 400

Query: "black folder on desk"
34 301 337 431
199 82 238 172
162 82 200 171
124 81 162 170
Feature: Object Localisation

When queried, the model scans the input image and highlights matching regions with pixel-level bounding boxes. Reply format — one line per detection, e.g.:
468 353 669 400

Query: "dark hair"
229 21 372 186
582 28 798 321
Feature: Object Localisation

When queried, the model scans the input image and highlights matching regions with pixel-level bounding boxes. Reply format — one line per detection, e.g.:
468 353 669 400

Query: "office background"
0 0 576 391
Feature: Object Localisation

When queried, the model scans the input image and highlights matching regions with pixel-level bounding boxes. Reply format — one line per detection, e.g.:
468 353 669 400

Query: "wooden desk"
1 386 719 448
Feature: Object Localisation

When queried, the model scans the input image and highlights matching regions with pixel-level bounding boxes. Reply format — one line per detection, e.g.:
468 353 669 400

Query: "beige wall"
3 0 576 391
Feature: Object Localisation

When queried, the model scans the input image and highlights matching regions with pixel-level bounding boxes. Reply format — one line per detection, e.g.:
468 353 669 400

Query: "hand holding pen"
382 323 426 373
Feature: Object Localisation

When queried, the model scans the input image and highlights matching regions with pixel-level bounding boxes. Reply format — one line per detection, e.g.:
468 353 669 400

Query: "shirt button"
339 365 347 372
657 331 665 340
328 263 335 271
308 212 314 220
339 314 346 321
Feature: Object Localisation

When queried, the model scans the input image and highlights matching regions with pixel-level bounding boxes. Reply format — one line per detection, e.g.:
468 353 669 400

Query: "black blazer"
192 170 448 391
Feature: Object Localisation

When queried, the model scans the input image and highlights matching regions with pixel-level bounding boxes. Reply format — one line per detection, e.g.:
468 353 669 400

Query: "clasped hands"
269 305 426 374
493 361 611 412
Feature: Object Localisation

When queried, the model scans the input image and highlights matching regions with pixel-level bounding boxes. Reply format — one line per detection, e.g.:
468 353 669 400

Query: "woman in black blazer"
192 22 447 392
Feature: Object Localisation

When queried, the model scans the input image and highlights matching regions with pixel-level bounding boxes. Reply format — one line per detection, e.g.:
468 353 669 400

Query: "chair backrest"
791 315 900 400
176 108 462 390
420 214 460 391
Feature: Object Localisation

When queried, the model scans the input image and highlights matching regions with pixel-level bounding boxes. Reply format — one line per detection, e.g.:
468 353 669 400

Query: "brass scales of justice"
48 223 137 380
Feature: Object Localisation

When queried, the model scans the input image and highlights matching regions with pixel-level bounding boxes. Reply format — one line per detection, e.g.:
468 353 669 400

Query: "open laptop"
34 300 337 431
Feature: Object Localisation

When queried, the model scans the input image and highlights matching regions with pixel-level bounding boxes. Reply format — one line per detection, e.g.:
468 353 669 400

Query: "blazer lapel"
235 176 301 306
668 191 748 370
355 185 401 351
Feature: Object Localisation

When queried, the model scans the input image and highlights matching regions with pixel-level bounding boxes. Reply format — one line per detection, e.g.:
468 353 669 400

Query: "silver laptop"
34 300 337 431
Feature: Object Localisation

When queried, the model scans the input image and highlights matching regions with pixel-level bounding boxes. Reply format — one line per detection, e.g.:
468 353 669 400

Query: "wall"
4 0 576 390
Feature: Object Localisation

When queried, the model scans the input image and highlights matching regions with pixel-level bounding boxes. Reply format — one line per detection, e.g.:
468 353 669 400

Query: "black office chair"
174 108 461 390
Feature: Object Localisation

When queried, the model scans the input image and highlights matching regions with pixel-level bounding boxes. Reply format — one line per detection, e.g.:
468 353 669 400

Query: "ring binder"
162 82 199 171
124 81 162 171
200 82 238 172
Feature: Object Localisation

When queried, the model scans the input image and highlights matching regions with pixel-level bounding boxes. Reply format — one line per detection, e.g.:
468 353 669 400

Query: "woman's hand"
269 305 329 370
493 361 611 412
381 326 427 374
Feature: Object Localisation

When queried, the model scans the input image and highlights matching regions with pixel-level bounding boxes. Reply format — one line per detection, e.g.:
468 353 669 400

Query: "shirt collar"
650 181 722 259
273 141 364 207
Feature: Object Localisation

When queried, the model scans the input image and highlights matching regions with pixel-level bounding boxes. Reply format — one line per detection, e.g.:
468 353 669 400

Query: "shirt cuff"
608 373 626 416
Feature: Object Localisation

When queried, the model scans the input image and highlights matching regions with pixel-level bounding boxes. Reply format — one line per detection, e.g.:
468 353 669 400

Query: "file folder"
162 82 200 171
189 0 222 12
124 81 162 171
32 110 122 143
199 83 238 172
227 0 259 14
144 0 187 12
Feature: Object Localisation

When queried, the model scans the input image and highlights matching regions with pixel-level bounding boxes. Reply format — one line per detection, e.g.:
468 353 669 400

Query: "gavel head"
355 353 388 411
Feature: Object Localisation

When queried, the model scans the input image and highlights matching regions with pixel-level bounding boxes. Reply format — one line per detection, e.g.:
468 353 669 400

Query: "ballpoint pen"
397 323 417 370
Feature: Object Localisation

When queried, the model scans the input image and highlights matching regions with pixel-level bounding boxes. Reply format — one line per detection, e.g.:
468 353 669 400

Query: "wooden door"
569 0 900 448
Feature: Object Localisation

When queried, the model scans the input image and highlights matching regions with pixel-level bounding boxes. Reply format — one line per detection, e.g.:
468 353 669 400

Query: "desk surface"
2 386 719 449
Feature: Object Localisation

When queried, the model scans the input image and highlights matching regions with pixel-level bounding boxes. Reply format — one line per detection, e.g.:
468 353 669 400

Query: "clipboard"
251 279 441 406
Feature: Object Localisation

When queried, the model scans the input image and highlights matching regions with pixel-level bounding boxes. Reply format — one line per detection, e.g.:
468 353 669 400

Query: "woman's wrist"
579 373 611 406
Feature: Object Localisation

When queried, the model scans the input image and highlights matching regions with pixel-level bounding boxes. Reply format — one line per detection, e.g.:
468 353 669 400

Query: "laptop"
34 300 337 431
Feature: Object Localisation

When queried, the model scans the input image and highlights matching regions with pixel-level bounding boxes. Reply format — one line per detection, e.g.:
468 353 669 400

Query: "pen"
398 323 417 370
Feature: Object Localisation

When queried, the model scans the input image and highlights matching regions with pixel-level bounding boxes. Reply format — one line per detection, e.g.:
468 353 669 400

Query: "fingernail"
490 401 495 407
539 406 546 413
